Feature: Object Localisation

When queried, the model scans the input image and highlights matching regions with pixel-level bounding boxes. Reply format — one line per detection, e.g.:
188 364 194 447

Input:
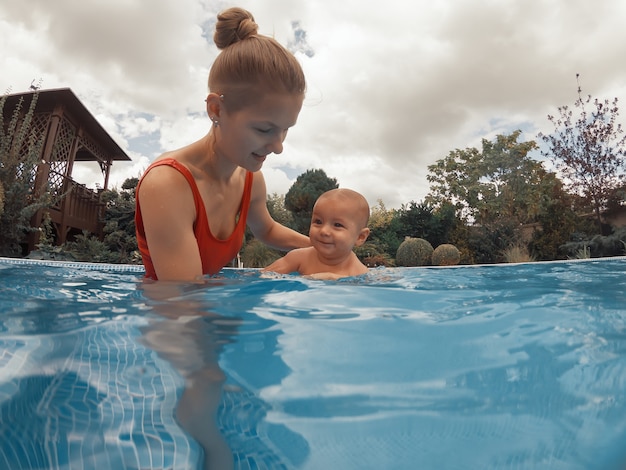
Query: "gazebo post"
28 105 62 251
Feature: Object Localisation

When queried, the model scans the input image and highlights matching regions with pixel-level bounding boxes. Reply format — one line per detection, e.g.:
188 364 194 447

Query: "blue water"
0 257 625 470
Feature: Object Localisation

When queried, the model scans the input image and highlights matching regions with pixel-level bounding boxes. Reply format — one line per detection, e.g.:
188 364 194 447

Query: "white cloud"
2 0 626 209
108 153 151 189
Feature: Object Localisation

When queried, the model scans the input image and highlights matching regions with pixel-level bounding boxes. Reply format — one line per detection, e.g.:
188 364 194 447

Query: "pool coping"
0 256 146 272
1 255 625 273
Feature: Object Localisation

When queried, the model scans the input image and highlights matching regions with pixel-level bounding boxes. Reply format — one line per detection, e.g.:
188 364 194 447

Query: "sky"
2 0 626 210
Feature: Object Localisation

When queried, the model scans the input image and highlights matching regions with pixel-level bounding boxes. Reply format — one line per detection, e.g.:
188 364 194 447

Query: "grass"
503 244 536 263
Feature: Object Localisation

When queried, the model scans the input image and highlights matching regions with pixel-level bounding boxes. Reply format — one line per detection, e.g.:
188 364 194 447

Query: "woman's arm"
246 172 310 250
137 166 204 281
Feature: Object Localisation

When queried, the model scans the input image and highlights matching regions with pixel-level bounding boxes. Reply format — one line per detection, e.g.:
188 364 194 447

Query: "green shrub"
432 244 461 266
242 239 281 268
561 227 626 259
64 230 116 263
362 253 395 267
355 241 395 267
395 237 434 266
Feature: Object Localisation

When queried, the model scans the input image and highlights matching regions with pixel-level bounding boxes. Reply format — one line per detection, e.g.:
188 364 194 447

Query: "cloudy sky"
2 0 626 209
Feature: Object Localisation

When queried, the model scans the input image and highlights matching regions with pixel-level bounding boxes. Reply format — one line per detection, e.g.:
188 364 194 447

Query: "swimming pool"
0 256 625 469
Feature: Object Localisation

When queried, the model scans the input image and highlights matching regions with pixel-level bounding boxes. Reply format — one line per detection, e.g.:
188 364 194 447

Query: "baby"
264 188 370 280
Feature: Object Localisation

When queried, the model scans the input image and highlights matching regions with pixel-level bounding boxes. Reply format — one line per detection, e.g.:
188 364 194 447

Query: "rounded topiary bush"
432 243 461 266
395 237 434 266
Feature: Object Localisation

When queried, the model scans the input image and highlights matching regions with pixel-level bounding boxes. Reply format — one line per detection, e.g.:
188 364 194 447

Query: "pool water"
0 257 625 470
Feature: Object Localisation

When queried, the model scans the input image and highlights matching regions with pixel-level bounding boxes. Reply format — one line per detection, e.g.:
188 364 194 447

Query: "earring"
213 120 219 128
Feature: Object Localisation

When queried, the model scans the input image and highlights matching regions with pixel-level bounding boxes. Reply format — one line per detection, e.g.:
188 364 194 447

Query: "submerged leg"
176 368 233 470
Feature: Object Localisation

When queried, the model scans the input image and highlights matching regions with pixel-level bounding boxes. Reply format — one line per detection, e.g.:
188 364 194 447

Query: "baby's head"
208 7 306 111
315 188 370 229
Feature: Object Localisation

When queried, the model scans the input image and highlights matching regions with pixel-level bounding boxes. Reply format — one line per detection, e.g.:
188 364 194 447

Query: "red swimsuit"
135 158 253 279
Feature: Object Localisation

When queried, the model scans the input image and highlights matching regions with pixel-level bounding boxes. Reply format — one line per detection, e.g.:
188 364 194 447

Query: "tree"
394 200 458 248
284 168 338 233
0 90 50 256
396 201 435 240
352 199 398 266
539 74 626 230
98 177 140 263
426 131 545 228
527 173 580 260
366 200 402 257
464 219 518 264
426 131 574 261
431 202 458 247
426 145 482 222
266 192 295 229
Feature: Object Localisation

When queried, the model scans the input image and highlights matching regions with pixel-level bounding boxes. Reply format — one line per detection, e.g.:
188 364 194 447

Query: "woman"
135 7 310 281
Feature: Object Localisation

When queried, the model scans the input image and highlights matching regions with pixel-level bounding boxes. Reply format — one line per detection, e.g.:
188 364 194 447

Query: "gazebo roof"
2 87 131 162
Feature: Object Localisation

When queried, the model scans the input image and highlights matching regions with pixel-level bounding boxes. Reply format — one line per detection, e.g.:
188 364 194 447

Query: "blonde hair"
317 189 370 229
209 7 306 109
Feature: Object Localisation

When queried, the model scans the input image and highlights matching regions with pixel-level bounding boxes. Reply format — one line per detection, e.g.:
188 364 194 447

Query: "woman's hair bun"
214 7 259 50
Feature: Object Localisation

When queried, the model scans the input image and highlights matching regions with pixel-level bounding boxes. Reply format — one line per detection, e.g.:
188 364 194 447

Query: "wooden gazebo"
2 87 131 252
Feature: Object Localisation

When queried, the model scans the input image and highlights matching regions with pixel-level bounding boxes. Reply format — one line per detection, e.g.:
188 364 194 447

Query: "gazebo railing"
47 170 104 236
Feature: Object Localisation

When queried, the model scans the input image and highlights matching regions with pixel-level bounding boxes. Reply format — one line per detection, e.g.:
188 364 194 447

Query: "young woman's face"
309 196 368 263
215 92 304 172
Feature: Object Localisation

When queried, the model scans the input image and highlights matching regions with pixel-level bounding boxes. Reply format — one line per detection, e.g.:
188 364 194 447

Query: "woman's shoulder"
138 157 196 198
142 157 187 180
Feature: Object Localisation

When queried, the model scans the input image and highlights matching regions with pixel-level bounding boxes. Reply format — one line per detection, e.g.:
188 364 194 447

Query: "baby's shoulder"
291 246 316 258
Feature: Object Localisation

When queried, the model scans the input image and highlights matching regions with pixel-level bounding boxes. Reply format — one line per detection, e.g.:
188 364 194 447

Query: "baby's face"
309 196 366 260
